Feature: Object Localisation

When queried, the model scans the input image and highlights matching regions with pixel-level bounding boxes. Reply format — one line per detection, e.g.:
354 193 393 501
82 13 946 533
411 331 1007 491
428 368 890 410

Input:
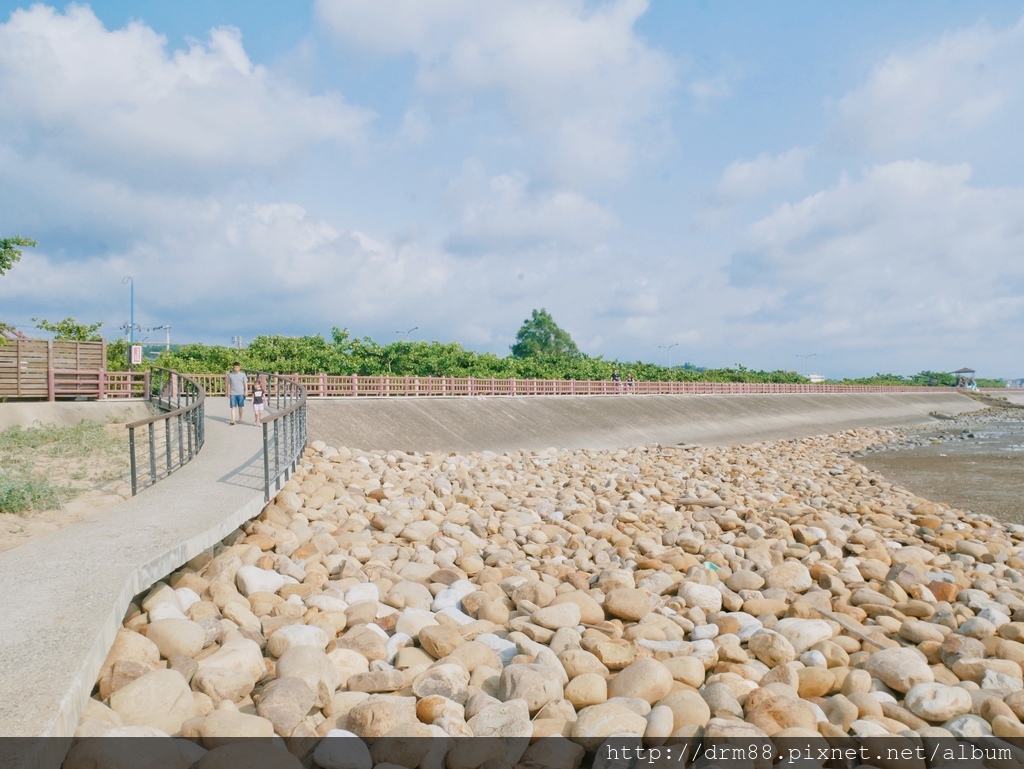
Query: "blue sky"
1 1 1023 378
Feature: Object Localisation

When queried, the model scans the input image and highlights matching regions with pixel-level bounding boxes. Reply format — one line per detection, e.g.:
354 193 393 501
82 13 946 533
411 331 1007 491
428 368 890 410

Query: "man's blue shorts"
230 394 245 408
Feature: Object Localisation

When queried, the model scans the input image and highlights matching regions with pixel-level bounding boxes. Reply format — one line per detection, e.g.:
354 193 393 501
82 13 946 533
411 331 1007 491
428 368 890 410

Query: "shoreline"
855 405 1024 525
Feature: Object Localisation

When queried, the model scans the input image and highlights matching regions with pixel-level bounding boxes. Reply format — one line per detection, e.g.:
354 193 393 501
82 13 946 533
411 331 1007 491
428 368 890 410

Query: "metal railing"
126 367 205 495
184 372 961 398
259 372 307 502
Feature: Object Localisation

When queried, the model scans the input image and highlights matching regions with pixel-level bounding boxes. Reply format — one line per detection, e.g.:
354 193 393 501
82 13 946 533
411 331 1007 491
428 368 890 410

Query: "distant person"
251 376 266 427
226 362 248 425
612 369 621 392
626 373 635 392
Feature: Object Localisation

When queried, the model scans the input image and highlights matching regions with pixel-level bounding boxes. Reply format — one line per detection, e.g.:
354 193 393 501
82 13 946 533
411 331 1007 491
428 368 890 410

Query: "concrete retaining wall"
0 400 154 431
308 392 984 453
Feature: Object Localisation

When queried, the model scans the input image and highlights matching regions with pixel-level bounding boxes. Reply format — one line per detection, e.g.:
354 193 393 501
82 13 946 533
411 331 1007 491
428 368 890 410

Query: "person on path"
251 376 266 427
226 362 248 425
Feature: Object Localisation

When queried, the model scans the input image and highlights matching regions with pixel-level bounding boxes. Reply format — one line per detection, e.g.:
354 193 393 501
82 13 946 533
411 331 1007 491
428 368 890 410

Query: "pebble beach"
69 409 1024 767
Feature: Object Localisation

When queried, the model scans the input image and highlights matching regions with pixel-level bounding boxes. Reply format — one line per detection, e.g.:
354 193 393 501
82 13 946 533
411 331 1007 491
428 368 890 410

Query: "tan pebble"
564 673 607 708
797 667 833 698
663 656 704 688
846 691 883 718
608 658 673 704
603 588 655 622
993 715 1024 738
656 689 711 732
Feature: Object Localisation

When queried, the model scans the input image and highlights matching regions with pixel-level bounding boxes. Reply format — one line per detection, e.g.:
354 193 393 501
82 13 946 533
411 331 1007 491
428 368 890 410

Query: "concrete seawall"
0 400 154 431
308 392 985 453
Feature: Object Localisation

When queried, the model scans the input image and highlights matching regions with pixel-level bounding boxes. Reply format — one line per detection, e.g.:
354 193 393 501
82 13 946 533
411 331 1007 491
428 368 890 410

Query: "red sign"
130 345 143 365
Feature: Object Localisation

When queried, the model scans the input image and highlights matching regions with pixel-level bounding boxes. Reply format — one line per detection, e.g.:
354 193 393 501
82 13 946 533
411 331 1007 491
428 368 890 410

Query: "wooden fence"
1 339 100 400
186 372 957 398
0 338 153 400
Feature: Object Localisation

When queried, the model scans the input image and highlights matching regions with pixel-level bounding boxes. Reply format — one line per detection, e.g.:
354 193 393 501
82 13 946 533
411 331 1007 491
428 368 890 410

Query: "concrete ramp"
308 392 984 453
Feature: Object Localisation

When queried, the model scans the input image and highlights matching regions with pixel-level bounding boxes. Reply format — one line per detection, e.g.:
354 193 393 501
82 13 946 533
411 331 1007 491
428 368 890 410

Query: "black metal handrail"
126 367 205 495
258 372 307 501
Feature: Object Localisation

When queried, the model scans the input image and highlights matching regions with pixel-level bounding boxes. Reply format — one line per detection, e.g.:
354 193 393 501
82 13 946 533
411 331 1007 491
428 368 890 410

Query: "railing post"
263 422 271 501
274 421 281 492
148 422 157 484
165 416 172 476
351 373 358 396
320 372 326 397
47 367 55 402
129 427 138 495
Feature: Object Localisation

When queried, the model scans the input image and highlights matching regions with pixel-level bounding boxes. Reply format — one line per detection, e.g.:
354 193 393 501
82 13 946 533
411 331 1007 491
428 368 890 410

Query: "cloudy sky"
1 1 1022 378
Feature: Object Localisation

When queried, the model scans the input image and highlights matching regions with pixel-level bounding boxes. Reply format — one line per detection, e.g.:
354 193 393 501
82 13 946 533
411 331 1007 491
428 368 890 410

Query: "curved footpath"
0 390 987 765
0 398 267 766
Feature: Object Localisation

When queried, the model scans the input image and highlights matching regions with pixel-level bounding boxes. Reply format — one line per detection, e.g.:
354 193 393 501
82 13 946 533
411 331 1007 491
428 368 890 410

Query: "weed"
0 419 127 513
0 420 123 459
0 474 69 515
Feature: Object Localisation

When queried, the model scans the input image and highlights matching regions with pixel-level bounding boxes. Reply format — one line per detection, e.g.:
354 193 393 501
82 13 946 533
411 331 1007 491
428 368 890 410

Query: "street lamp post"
796 353 818 377
396 326 418 340
658 343 680 369
123 276 135 370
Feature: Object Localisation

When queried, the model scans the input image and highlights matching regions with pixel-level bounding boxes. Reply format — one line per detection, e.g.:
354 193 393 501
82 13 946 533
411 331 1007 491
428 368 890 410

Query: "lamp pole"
658 343 680 369
796 353 817 377
123 276 135 370
396 326 418 340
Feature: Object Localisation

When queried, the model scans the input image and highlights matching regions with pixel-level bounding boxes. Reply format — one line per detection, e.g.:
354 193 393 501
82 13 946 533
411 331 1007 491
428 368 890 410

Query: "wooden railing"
182 373 960 398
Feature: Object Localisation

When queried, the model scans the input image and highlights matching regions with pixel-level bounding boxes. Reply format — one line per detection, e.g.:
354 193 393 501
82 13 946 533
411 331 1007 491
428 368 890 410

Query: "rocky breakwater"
72 428 1024 767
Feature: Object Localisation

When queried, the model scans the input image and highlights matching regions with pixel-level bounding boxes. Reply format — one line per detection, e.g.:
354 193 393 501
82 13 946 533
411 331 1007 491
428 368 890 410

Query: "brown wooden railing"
183 373 960 398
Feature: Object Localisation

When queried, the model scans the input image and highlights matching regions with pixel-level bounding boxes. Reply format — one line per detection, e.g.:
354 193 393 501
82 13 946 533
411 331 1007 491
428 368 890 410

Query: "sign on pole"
130 345 143 365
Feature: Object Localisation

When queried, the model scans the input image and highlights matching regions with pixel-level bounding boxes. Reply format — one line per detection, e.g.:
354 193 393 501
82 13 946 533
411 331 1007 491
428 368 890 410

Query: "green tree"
32 317 104 341
510 309 582 359
0 235 37 337
0 235 36 277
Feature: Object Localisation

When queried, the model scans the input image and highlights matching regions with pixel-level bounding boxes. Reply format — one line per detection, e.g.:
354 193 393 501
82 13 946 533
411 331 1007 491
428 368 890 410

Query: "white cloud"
713 147 812 204
688 75 732 102
725 160 1024 363
0 4 373 188
316 0 675 183
445 161 617 254
832 16 1024 152
0 199 455 337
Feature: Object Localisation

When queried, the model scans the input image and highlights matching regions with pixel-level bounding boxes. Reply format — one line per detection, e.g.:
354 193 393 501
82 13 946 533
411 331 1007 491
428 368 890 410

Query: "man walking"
226 362 248 425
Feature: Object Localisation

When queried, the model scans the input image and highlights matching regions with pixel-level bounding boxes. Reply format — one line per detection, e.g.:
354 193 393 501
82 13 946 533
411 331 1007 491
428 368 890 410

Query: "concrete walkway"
0 398 270 750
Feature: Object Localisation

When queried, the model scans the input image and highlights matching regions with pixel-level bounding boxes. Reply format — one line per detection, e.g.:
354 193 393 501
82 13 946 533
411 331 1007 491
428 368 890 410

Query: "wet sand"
859 420 1024 525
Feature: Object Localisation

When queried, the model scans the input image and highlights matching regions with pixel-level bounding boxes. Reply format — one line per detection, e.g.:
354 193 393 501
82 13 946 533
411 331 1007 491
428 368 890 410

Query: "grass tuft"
0 475 69 515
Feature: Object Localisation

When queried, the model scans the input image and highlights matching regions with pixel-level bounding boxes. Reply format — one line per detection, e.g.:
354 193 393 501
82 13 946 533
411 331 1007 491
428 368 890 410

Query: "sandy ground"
859 420 1024 525
0 422 132 552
